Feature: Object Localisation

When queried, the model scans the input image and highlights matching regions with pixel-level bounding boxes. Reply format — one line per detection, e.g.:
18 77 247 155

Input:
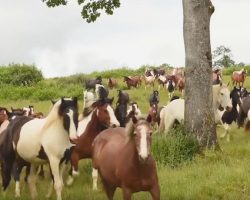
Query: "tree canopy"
212 45 235 68
42 0 121 22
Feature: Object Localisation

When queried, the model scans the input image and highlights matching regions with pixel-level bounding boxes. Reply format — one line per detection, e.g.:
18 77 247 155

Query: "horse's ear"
51 100 56 105
132 116 138 124
11 107 13 111
146 114 152 124
227 82 230 87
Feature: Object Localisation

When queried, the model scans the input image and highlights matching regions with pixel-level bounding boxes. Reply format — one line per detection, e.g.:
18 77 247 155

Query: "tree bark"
183 0 218 148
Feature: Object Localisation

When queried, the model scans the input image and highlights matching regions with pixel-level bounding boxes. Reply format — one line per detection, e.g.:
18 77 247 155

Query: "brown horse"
66 98 120 186
170 74 185 92
123 76 141 89
212 69 222 85
232 69 247 87
147 103 158 128
92 116 160 200
108 78 118 89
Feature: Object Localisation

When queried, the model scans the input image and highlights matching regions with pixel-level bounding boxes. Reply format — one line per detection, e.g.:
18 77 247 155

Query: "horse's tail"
1 130 16 191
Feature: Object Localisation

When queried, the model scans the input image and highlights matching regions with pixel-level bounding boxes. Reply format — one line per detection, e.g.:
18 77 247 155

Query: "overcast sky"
1 1 249 78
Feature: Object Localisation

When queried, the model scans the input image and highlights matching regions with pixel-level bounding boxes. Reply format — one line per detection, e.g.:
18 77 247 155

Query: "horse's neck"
213 85 221 109
82 111 103 138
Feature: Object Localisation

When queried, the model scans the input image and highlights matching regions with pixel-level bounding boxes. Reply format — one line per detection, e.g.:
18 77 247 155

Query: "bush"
0 63 44 86
152 125 199 167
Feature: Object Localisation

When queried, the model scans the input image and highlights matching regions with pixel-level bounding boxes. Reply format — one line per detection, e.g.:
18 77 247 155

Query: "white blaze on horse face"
67 109 77 140
107 105 120 127
139 125 148 160
220 88 232 109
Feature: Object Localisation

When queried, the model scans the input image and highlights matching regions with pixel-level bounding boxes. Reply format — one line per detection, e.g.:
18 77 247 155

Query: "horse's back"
92 127 126 170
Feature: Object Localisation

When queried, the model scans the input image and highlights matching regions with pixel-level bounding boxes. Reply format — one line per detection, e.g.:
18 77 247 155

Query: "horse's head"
93 98 120 128
230 87 242 106
218 83 232 111
57 97 78 141
128 117 153 162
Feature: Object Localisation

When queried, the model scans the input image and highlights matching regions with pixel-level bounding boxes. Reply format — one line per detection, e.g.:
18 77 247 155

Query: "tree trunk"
183 0 218 148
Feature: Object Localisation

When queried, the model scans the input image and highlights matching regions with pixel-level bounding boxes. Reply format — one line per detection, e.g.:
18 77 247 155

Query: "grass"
1 75 250 199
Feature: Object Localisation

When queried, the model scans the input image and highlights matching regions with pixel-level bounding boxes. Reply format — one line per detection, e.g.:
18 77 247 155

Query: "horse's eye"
220 93 224 96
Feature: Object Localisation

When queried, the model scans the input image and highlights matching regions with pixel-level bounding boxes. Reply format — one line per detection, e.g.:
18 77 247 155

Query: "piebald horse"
1 97 78 200
159 83 232 133
92 116 160 200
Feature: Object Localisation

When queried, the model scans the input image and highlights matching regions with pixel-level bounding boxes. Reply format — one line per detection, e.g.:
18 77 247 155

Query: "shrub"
0 63 44 86
152 125 199 167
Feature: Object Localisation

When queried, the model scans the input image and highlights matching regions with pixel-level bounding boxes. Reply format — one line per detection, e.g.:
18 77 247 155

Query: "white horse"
159 84 232 134
1 97 78 200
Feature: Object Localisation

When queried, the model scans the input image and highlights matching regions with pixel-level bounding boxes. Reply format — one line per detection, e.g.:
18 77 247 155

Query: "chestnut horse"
232 69 247 87
66 98 120 186
123 76 141 89
92 116 160 200
108 78 118 89
147 103 159 128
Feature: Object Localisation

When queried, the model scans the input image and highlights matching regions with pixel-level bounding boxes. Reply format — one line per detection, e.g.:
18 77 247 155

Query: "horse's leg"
150 183 160 200
13 161 27 197
101 178 116 200
46 164 54 199
122 186 132 200
49 158 63 200
66 152 79 185
164 116 175 134
92 168 98 190
38 164 45 179
27 164 38 200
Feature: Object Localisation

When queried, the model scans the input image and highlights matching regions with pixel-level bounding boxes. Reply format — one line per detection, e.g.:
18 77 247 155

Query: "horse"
237 95 250 130
143 75 155 89
92 116 160 200
127 102 142 119
232 69 247 87
117 90 130 104
159 83 232 133
66 97 120 188
85 76 102 91
123 76 140 89
166 79 175 99
240 87 250 98
145 68 155 77
216 87 242 141
1 97 78 200
108 78 118 89
212 69 222 85
157 74 168 90
95 84 109 100
23 105 34 116
115 102 128 128
149 90 160 106
153 68 165 77
147 103 159 128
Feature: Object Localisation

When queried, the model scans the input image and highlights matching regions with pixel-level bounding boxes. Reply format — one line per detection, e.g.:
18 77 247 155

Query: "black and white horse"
1 97 78 200
85 76 102 91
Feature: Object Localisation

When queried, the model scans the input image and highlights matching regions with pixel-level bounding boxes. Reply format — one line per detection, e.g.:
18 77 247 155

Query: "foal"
92 116 160 200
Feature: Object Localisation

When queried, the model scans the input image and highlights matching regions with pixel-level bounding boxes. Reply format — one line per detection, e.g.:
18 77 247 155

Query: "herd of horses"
0 67 248 200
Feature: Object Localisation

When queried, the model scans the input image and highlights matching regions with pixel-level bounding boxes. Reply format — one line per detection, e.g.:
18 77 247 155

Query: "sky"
0 0 250 78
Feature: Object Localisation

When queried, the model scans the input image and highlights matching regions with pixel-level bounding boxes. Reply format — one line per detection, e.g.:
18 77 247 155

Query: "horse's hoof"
72 170 80 177
66 176 74 186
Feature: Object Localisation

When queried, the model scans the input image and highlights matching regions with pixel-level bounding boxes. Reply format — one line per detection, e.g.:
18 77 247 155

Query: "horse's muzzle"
226 106 232 111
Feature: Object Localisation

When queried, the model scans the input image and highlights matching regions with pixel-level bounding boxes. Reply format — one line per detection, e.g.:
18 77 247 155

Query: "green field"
1 75 250 199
